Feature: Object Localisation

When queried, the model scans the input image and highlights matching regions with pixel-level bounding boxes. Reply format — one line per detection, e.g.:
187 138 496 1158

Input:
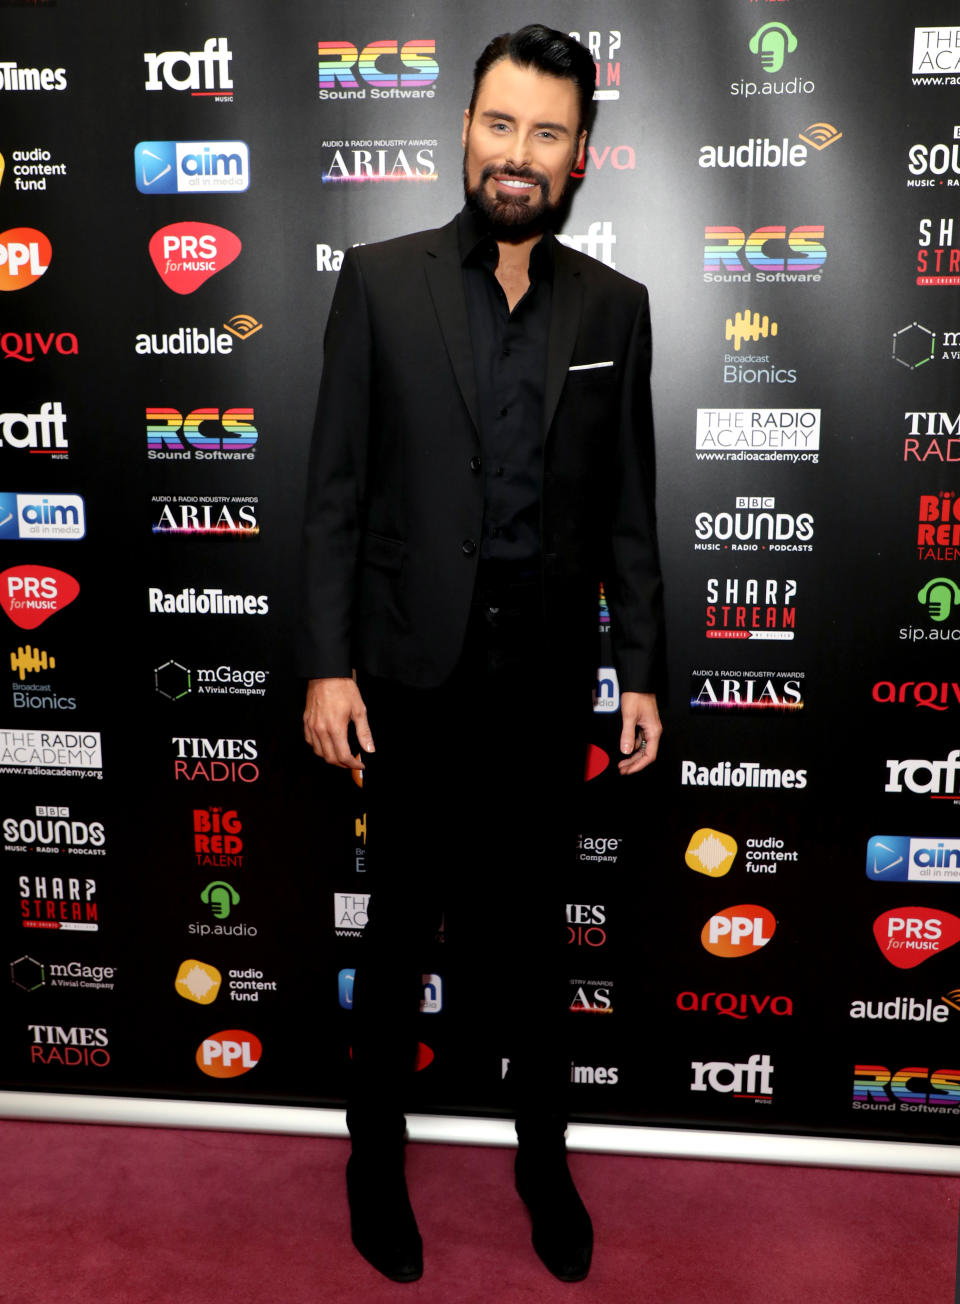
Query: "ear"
574 130 587 172
461 107 471 150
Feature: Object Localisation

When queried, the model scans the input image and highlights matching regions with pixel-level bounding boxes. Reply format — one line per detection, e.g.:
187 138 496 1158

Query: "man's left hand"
617 691 662 775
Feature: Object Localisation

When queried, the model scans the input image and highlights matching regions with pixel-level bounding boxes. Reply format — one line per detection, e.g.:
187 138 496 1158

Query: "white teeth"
499 178 533 188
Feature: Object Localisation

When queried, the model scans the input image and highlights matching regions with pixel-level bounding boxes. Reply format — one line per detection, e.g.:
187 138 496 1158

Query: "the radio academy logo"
134 141 250 194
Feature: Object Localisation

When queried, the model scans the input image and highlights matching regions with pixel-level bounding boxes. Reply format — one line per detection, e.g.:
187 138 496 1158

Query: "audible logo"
701 905 775 957
196 1029 260 1077
872 907 960 969
175 959 222 1005
686 828 738 877
0 227 51 291
148 222 241 295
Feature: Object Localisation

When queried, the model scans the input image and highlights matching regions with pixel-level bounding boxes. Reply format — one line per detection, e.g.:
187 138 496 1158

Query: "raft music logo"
18 873 98 931
1 565 79 631
557 221 616 269
689 670 804 713
694 497 815 553
0 402 68 453
872 907 960 969
317 39 437 99
568 29 621 101
171 737 259 783
690 1053 774 1100
904 412 960 464
0 729 101 777
146 406 258 461
0 228 51 291
319 139 437 183
0 61 67 93
704 224 826 283
151 495 259 536
916 217 960 286
0 146 68 192
4 805 105 856
699 123 840 170
853 1065 960 1113
884 750 960 800
695 409 819 462
28 1025 109 1068
705 575 797 640
148 223 241 295
917 493 960 561
134 141 249 194
0 493 85 541
144 37 233 100
732 21 812 97
194 807 244 870
196 1030 261 1078
2 333 78 365
912 28 960 87
907 126 960 188
866 835 960 884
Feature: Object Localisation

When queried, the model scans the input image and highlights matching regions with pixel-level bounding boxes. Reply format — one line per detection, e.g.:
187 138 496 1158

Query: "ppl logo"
175 959 222 1005
317 39 438 99
148 223 241 295
135 141 250 194
196 1029 260 1078
853 1064 960 1109
0 228 51 291
144 37 233 98
685 828 738 878
1 565 79 630
0 493 85 541
872 906 960 968
867 836 960 884
701 905 776 957
703 225 826 282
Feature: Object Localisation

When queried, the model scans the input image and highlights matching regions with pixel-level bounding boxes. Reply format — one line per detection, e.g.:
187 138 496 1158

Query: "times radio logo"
904 411 960 464
317 39 437 100
172 737 259 783
28 1024 109 1068
706 576 796 640
703 224 825 284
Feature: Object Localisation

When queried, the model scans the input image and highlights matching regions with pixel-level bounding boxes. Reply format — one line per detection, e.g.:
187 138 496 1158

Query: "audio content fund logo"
686 828 738 877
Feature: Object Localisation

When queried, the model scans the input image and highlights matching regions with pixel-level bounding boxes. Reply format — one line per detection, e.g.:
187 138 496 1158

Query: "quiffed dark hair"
468 24 596 134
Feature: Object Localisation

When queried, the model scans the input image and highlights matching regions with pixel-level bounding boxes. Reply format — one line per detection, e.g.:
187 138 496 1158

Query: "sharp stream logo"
704 225 826 283
0 402 68 453
144 37 233 99
146 407 257 461
319 138 437 183
19 873 98 930
148 223 241 295
694 496 814 552
568 28 622 101
317 39 437 99
867 836 960 883
913 28 960 87
695 409 819 463
135 141 250 194
907 126 960 187
916 217 960 286
0 493 84 540
705 576 796 640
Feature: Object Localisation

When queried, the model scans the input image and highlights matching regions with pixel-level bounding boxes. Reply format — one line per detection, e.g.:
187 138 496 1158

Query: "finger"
354 706 375 754
619 712 639 755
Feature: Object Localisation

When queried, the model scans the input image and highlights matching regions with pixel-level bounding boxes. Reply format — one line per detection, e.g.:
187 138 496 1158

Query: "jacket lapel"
424 220 480 436
543 242 583 439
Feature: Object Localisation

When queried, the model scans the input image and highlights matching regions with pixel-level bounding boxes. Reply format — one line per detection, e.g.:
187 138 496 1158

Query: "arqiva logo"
196 1028 261 1077
0 228 52 291
1 564 79 630
702 904 776 957
872 906 960 969
148 222 241 295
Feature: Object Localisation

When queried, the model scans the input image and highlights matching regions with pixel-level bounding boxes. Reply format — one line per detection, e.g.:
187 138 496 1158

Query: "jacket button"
469 456 482 473
461 539 477 555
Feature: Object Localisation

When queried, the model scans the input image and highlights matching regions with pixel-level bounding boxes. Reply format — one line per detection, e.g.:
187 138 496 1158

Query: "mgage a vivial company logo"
0 62 66 92
916 217 960 286
691 1053 774 1100
28 1024 109 1068
0 402 68 452
135 141 249 194
156 662 268 702
853 1065 960 1114
1 729 101 774
4 805 105 855
904 412 960 464
917 492 960 561
172 736 259 783
695 409 819 463
685 828 738 878
699 124 840 170
144 37 233 99
317 39 437 99
320 139 437 183
0 493 84 540
892 322 937 370
872 906 960 968
701 905 776 957
151 495 259 536
678 991 792 1020
704 225 825 284
556 221 617 269
705 576 797 641
19 873 98 931
0 228 51 291
1 565 79 630
148 223 241 295
913 28 960 86
196 1029 260 1078
694 497 814 553
148 587 269 616
175 958 222 1004
884 750 960 799
146 407 257 461
335 892 370 936
689 670 804 713
867 836 960 883
577 833 621 864
568 29 622 102
907 126 960 188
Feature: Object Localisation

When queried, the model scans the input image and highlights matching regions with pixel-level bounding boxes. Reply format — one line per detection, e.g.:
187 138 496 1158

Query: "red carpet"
0 1119 956 1303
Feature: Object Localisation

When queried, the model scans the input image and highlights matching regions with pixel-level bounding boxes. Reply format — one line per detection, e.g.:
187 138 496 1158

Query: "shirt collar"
456 204 555 280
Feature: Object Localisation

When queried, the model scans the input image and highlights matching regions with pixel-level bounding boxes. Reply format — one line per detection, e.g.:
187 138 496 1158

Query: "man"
299 24 664 1284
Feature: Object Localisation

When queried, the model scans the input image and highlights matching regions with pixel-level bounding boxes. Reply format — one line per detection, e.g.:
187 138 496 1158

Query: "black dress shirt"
457 206 553 564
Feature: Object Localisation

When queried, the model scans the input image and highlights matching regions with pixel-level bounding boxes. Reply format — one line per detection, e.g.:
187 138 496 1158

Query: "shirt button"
498 406 508 418
495 466 504 477
461 539 477 556
469 456 482 473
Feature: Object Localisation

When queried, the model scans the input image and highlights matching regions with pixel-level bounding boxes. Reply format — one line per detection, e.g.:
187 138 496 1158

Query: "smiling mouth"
495 176 536 189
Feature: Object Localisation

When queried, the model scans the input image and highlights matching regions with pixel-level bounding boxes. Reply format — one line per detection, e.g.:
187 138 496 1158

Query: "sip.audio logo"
685 828 738 878
872 907 960 968
144 37 233 99
0 228 51 291
148 223 241 295
175 959 222 1004
317 39 438 99
196 1029 260 1078
701 905 776 957
135 141 249 194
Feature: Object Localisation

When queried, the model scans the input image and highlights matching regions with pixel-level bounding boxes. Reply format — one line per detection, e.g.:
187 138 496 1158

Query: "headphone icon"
200 880 240 919
918 577 960 623
749 22 798 74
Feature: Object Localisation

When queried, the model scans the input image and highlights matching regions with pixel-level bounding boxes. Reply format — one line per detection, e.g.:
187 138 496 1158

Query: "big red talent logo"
19 873 98 930
689 670 804 712
691 1053 774 1100
706 576 797 639
2 333 77 365
151 495 259 535
317 39 437 100
28 1024 109 1067
0 228 51 291
872 679 960 712
319 139 437 183
908 126 960 188
872 907 960 967
913 27 960 87
903 411 960 464
146 406 257 461
682 758 807 790
4 805 105 856
695 408 819 463
0 729 101 778
867 836 960 884
916 217 960 286
885 751 960 800
194 807 244 869
704 224 826 283
567 903 606 947
148 587 269 616
853 1064 960 1113
569 28 621 101
917 492 960 560
695 497 814 553
0 402 68 454
677 991 792 1019
148 223 241 294
196 1029 261 1077
701 905 776 957
1 565 79 629
171 737 259 783
144 37 233 100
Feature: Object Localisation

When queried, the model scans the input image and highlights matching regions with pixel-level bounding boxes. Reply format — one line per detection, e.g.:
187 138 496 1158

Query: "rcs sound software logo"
317 39 437 100
146 406 257 462
704 224 826 284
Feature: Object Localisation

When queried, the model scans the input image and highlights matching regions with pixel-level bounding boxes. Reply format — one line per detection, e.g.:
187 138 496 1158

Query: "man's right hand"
303 676 374 769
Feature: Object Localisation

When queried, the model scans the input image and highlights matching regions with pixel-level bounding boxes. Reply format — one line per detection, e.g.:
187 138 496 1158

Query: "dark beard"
463 158 562 241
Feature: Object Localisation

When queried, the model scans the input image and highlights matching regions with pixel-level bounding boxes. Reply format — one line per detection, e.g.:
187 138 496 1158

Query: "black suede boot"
345 1111 422 1283
514 1119 593 1282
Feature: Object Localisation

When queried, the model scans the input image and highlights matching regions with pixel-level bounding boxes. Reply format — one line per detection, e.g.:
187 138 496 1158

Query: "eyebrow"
479 109 571 136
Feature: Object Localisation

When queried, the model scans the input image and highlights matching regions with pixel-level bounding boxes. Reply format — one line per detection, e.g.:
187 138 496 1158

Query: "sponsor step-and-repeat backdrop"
3 0 960 1150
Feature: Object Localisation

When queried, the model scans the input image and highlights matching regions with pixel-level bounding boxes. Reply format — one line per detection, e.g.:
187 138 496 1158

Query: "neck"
495 229 542 271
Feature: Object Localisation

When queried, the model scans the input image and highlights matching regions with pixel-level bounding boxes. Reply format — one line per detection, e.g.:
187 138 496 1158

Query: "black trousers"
348 567 592 1138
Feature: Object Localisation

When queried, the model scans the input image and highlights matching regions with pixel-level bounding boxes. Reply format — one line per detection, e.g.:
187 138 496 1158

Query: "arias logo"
701 905 776 957
0 227 51 291
689 670 804 713
872 907 960 968
569 978 613 1013
685 828 738 878
319 138 437 183
148 223 241 295
196 1029 260 1078
317 39 438 100
705 576 797 640
151 495 258 535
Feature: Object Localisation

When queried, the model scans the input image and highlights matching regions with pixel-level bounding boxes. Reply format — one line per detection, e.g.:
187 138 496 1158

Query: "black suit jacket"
297 213 664 692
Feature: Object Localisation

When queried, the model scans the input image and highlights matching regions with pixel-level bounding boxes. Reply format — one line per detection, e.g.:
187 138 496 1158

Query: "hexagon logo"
10 955 45 991
154 659 192 700
892 321 936 370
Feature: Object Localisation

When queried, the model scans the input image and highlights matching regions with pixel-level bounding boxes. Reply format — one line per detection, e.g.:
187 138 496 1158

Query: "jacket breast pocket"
359 530 405 574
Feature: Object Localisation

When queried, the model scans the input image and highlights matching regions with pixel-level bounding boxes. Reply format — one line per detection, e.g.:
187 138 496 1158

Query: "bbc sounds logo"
148 223 241 295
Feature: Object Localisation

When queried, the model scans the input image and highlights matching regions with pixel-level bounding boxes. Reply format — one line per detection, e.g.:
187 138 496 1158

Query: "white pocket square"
568 360 614 371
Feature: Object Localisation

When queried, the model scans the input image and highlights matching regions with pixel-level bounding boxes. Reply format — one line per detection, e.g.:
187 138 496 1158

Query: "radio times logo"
148 587 269 616
706 576 796 640
690 670 803 713
147 406 257 461
135 316 261 357
917 493 960 561
4 806 105 856
0 729 101 778
0 228 51 291
171 737 259 783
885 751 960 800
867 836 960 883
873 907 960 968
148 224 241 295
682 759 807 790
0 493 84 540
569 29 621 101
695 497 814 553
916 217 960 287
853 1065 960 1114
701 905 775 957
151 495 258 536
699 123 840 169
913 28 960 87
0 61 67 93
0 146 68 193
908 126 960 188
0 402 68 453
1 566 79 630
317 39 437 100
135 141 249 194
144 37 233 100
695 409 819 463
19 873 98 930
320 139 437 183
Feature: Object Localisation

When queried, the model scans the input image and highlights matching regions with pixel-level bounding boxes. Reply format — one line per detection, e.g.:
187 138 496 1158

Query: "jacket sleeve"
295 248 371 679
603 286 666 694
